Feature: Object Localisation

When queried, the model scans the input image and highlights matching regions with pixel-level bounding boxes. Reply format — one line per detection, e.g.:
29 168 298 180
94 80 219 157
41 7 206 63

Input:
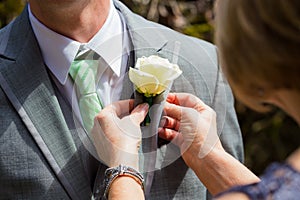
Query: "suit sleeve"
211 47 244 163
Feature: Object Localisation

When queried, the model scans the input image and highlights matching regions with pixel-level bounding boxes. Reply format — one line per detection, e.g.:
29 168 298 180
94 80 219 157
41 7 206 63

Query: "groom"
0 0 243 199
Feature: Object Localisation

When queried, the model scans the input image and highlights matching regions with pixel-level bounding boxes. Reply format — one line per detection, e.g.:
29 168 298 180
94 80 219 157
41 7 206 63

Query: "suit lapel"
119 47 135 101
0 7 90 199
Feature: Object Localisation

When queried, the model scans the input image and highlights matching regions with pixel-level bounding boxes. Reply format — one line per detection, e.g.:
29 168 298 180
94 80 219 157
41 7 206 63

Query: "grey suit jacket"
0 1 243 199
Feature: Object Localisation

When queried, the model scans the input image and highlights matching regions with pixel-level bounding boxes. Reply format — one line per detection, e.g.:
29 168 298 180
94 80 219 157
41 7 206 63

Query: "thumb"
130 103 149 125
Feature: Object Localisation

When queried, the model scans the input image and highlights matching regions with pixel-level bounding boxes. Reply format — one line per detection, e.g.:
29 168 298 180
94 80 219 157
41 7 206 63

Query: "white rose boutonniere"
129 55 182 125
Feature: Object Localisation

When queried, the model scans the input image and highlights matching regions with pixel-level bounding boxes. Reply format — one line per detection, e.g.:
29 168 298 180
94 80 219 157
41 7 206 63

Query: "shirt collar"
28 0 124 85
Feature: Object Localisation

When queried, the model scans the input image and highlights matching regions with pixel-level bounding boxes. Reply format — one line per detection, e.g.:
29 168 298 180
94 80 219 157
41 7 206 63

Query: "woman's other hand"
91 99 149 169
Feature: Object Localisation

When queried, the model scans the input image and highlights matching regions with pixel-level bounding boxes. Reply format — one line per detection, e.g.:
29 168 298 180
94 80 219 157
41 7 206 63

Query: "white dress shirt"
28 0 130 122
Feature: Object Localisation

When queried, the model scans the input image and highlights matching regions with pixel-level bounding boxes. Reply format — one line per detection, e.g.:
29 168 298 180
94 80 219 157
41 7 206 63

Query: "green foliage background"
0 0 24 27
1 0 299 176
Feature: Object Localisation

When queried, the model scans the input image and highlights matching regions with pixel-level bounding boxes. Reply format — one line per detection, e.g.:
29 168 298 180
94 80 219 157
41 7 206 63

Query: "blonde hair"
215 0 300 111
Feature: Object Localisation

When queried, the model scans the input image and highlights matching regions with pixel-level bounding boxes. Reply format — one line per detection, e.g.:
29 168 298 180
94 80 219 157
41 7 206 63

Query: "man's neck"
28 0 110 43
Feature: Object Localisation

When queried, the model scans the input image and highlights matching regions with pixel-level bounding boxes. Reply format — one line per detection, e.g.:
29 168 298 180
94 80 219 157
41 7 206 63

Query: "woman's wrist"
183 142 225 170
108 175 145 200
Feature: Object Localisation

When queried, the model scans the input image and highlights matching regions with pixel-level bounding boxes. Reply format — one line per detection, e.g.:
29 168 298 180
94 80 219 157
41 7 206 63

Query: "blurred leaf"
0 0 25 27
183 23 214 42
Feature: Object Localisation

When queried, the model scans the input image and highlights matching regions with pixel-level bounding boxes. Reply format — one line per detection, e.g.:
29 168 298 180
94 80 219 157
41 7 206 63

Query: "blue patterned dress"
215 162 300 199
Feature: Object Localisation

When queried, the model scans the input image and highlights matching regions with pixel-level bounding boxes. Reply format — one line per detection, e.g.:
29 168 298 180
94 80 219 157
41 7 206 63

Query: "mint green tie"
69 51 103 134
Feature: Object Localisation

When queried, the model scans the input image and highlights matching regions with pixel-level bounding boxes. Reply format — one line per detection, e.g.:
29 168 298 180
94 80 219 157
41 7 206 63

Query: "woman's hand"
91 99 149 169
159 93 224 168
159 93 259 195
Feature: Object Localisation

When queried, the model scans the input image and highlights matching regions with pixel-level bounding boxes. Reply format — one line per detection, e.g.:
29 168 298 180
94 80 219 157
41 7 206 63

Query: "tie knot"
69 49 99 95
74 47 100 60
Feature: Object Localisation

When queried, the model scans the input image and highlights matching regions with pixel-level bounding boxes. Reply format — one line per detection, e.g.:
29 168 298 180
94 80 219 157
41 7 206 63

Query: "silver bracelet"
103 164 144 198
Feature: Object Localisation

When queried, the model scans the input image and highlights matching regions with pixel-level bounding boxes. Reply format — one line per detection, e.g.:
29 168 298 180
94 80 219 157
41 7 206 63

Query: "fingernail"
136 103 149 111
159 117 168 127
141 103 149 109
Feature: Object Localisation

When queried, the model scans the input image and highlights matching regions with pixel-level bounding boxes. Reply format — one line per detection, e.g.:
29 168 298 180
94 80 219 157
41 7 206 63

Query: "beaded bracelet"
103 164 144 198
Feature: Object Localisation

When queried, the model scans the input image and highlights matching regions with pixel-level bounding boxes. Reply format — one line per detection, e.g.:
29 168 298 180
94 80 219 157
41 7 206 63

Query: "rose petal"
130 56 182 97
129 67 159 96
140 64 182 86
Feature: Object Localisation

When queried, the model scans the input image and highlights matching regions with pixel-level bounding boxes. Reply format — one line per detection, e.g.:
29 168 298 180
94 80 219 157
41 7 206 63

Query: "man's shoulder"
147 19 216 51
127 14 218 69
126 13 217 64
115 0 216 53
131 13 215 51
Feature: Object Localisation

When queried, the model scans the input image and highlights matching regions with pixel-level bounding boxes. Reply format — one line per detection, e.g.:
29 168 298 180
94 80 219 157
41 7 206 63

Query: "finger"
163 102 183 121
158 127 183 146
167 93 207 111
160 116 180 131
97 100 135 126
130 103 149 125
166 93 180 105
106 99 135 117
